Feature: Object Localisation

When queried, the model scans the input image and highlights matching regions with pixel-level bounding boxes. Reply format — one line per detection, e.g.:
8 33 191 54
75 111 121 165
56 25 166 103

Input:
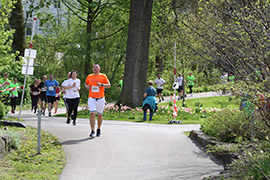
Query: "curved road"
16 92 223 180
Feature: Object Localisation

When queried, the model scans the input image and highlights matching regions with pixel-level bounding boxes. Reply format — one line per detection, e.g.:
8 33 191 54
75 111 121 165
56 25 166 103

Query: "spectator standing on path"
228 73 235 84
9 78 20 113
85 64 111 138
118 76 124 92
155 74 165 102
61 72 71 118
38 75 48 116
176 73 185 100
0 73 11 105
142 80 157 121
30 79 41 114
45 74 59 117
63 71 81 125
187 72 195 97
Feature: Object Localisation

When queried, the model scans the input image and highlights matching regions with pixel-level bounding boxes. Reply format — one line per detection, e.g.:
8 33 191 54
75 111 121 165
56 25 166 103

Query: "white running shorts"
88 97 106 114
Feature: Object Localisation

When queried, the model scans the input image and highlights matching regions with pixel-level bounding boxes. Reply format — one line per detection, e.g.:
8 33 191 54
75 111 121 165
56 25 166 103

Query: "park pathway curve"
14 92 224 180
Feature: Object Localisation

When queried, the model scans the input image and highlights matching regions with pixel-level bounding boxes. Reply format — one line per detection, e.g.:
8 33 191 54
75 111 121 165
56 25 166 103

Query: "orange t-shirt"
85 73 110 98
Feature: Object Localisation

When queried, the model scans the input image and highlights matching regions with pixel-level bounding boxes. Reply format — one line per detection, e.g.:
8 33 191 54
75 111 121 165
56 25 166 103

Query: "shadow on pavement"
61 137 93 145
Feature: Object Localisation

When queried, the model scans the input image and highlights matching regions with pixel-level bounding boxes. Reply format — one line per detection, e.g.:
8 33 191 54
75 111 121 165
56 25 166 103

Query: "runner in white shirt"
155 74 166 102
176 73 185 100
61 72 71 118
62 71 80 125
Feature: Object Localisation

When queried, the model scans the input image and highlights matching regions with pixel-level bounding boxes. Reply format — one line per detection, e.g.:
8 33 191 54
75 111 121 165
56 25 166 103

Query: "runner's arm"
84 83 90 90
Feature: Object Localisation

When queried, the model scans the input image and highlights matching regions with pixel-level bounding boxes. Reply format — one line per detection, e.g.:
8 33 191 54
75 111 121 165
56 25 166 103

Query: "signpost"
18 18 37 121
17 18 42 154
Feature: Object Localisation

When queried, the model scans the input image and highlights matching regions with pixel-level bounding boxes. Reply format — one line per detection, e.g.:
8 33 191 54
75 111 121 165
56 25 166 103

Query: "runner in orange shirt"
85 64 111 137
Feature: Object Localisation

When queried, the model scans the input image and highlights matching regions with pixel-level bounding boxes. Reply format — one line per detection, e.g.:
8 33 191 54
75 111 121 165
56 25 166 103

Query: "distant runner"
61 72 71 118
30 79 41 114
0 73 11 105
176 73 185 100
187 72 195 97
44 74 59 117
63 71 81 125
9 78 20 114
85 64 111 138
38 75 48 116
155 74 165 102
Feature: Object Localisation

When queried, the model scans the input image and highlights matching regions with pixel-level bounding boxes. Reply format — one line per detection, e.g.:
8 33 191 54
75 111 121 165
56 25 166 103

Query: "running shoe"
49 112 51 117
42 111 45 116
162 97 164 101
72 120 76 126
96 129 101 137
89 131 95 138
66 118 70 124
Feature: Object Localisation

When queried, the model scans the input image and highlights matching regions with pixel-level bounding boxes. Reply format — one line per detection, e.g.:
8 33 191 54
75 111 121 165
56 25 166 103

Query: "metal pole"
37 110 42 154
18 18 37 121
174 42 177 121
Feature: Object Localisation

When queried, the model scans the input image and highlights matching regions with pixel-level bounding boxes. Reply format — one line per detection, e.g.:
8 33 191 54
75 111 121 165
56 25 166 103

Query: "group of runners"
0 64 111 138
153 72 196 102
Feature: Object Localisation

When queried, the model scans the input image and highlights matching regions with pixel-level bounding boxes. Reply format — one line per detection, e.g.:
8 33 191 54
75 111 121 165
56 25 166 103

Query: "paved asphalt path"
14 92 224 180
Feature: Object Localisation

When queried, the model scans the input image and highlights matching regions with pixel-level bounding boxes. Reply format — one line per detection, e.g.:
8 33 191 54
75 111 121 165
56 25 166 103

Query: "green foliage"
201 109 250 143
0 129 21 149
0 127 65 179
232 140 270 180
0 101 6 119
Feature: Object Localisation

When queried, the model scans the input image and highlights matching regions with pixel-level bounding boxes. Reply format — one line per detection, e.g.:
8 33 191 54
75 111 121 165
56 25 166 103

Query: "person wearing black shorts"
155 74 165 102
44 74 59 117
38 75 47 115
176 73 185 100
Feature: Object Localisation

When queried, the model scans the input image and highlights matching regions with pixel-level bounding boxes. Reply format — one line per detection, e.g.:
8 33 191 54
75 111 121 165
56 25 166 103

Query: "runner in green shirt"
228 73 235 84
118 76 124 92
187 72 195 96
9 78 20 113
0 73 11 105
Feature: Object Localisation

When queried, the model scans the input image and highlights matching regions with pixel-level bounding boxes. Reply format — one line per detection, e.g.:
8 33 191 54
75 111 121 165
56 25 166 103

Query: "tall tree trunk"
85 4 92 77
117 0 153 107
9 0 25 60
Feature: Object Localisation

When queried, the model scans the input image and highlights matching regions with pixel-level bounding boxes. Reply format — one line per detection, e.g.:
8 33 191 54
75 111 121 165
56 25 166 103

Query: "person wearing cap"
176 73 185 100
142 80 157 121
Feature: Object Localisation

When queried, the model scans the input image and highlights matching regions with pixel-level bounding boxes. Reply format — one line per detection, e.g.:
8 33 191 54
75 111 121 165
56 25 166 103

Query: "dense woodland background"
1 0 270 111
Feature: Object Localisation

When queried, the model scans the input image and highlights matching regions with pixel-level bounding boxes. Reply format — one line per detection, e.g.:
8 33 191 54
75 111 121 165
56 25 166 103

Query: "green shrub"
233 140 270 179
0 101 5 119
201 109 270 143
201 109 250 143
0 130 21 149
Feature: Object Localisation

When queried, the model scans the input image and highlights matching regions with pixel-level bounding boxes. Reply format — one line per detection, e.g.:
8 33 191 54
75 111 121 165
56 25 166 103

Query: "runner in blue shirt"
44 74 59 117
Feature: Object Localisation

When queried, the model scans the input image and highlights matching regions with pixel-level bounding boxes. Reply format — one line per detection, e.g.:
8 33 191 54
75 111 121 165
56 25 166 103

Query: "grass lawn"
0 126 65 180
55 95 240 124
165 96 240 109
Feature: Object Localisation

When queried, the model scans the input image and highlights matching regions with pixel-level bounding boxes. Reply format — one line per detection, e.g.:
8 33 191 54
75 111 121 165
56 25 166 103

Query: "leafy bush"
232 140 270 180
201 109 250 142
201 109 270 143
0 101 6 119
0 130 21 149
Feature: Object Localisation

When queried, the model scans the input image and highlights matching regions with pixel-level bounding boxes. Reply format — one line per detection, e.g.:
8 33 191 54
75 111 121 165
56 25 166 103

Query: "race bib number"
33 92 38 95
157 84 161 88
72 89 77 94
55 93 59 97
91 86 99 93
42 87 46 92
49 86 54 91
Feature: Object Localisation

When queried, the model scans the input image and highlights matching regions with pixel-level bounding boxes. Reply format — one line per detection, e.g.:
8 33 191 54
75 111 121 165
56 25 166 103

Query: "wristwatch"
101 84 104 87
